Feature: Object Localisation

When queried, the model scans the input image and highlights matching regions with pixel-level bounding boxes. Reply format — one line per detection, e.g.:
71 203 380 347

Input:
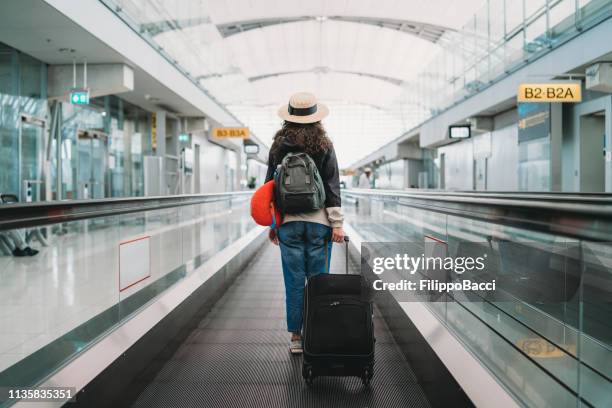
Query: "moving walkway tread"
131 244 431 408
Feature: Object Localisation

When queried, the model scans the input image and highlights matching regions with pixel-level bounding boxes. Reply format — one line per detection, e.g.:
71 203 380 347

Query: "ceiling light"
315 16 328 22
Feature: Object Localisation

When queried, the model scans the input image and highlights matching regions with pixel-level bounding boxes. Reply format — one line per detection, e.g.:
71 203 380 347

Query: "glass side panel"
0 194 255 404
343 191 612 407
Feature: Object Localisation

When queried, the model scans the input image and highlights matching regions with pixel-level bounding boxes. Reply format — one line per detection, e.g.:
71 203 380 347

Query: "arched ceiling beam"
142 16 453 43
227 99 427 112
217 16 452 43
246 67 405 86
140 16 211 36
195 69 440 99
328 16 452 43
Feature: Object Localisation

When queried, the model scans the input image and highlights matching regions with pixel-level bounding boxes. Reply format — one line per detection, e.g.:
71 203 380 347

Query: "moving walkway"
0 190 610 407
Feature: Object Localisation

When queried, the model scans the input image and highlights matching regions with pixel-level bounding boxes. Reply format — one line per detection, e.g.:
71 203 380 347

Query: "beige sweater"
282 206 344 228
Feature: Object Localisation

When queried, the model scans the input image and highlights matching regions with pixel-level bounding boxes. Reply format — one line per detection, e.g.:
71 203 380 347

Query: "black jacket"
265 139 342 208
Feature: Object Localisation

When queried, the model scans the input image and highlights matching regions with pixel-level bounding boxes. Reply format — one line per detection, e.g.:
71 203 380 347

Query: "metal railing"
0 191 253 231
343 188 612 241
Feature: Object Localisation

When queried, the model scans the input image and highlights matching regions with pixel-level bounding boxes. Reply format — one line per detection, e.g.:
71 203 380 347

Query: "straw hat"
278 92 329 124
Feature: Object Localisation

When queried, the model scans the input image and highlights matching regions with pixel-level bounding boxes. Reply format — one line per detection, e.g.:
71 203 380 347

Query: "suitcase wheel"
361 366 373 387
302 364 314 386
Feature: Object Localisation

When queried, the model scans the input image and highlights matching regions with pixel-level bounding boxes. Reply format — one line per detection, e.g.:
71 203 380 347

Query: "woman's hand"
268 228 279 245
331 227 344 243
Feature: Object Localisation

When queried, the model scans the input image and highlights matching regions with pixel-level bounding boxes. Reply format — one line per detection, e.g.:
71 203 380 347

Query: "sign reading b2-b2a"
517 82 582 103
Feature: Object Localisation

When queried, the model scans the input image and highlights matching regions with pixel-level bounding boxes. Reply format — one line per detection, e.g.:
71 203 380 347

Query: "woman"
266 92 344 354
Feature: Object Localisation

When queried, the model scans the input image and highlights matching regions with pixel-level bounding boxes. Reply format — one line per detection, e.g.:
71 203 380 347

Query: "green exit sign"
70 88 90 105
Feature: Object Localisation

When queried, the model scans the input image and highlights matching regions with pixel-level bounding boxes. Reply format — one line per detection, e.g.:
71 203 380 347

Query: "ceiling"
115 0 487 166
0 0 215 116
2 0 488 166
127 0 486 107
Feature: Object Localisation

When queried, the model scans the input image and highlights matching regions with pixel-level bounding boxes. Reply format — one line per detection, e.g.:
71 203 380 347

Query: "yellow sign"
151 113 157 150
213 127 250 139
517 338 576 359
517 83 582 103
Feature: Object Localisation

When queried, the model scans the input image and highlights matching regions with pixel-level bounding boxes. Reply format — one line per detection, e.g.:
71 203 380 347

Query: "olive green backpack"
274 152 326 215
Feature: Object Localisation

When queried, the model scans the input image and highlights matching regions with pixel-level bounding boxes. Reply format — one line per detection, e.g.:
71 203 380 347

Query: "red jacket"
250 180 282 228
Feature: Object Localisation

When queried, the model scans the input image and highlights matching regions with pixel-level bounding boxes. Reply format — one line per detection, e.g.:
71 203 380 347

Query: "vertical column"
605 96 612 192
550 104 563 191
41 62 52 201
403 159 409 189
156 110 167 157
236 150 244 191
194 144 201 194
168 117 180 194
104 96 112 197
155 110 167 195
103 96 111 132
12 48 21 199
142 110 151 155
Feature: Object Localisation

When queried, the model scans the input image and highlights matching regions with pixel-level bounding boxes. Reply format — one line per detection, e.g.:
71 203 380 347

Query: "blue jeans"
278 221 332 333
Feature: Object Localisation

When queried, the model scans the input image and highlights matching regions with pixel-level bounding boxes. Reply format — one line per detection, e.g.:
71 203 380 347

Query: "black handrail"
346 188 612 205
343 189 612 241
4 188 612 241
0 191 253 231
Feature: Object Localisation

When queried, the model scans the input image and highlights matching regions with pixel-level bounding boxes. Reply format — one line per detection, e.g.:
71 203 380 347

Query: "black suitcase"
302 236 375 385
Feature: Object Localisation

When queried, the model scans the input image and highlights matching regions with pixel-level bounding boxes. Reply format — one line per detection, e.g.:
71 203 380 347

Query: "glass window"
518 137 551 191
525 0 546 18
19 52 43 98
505 0 525 34
0 44 47 199
524 12 548 53
0 122 18 195
61 104 105 199
550 0 577 32
0 44 14 95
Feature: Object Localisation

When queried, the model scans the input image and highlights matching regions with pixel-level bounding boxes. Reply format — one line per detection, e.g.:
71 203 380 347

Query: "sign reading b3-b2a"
517 82 582 103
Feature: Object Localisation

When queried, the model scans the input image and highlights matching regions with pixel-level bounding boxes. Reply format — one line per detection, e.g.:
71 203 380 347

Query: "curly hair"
269 121 332 162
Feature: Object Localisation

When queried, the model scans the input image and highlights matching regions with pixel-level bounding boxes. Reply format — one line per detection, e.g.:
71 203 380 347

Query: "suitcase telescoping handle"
344 235 350 275
324 234 350 274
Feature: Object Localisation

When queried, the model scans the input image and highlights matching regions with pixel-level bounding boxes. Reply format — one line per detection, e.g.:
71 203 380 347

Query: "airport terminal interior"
0 0 611 407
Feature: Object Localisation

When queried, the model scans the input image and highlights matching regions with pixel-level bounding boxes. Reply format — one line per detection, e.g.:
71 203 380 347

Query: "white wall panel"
439 141 473 191
488 126 519 191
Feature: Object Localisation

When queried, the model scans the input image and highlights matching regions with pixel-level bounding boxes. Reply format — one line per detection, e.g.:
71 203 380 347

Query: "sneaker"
12 247 28 257
290 338 303 355
12 247 38 257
